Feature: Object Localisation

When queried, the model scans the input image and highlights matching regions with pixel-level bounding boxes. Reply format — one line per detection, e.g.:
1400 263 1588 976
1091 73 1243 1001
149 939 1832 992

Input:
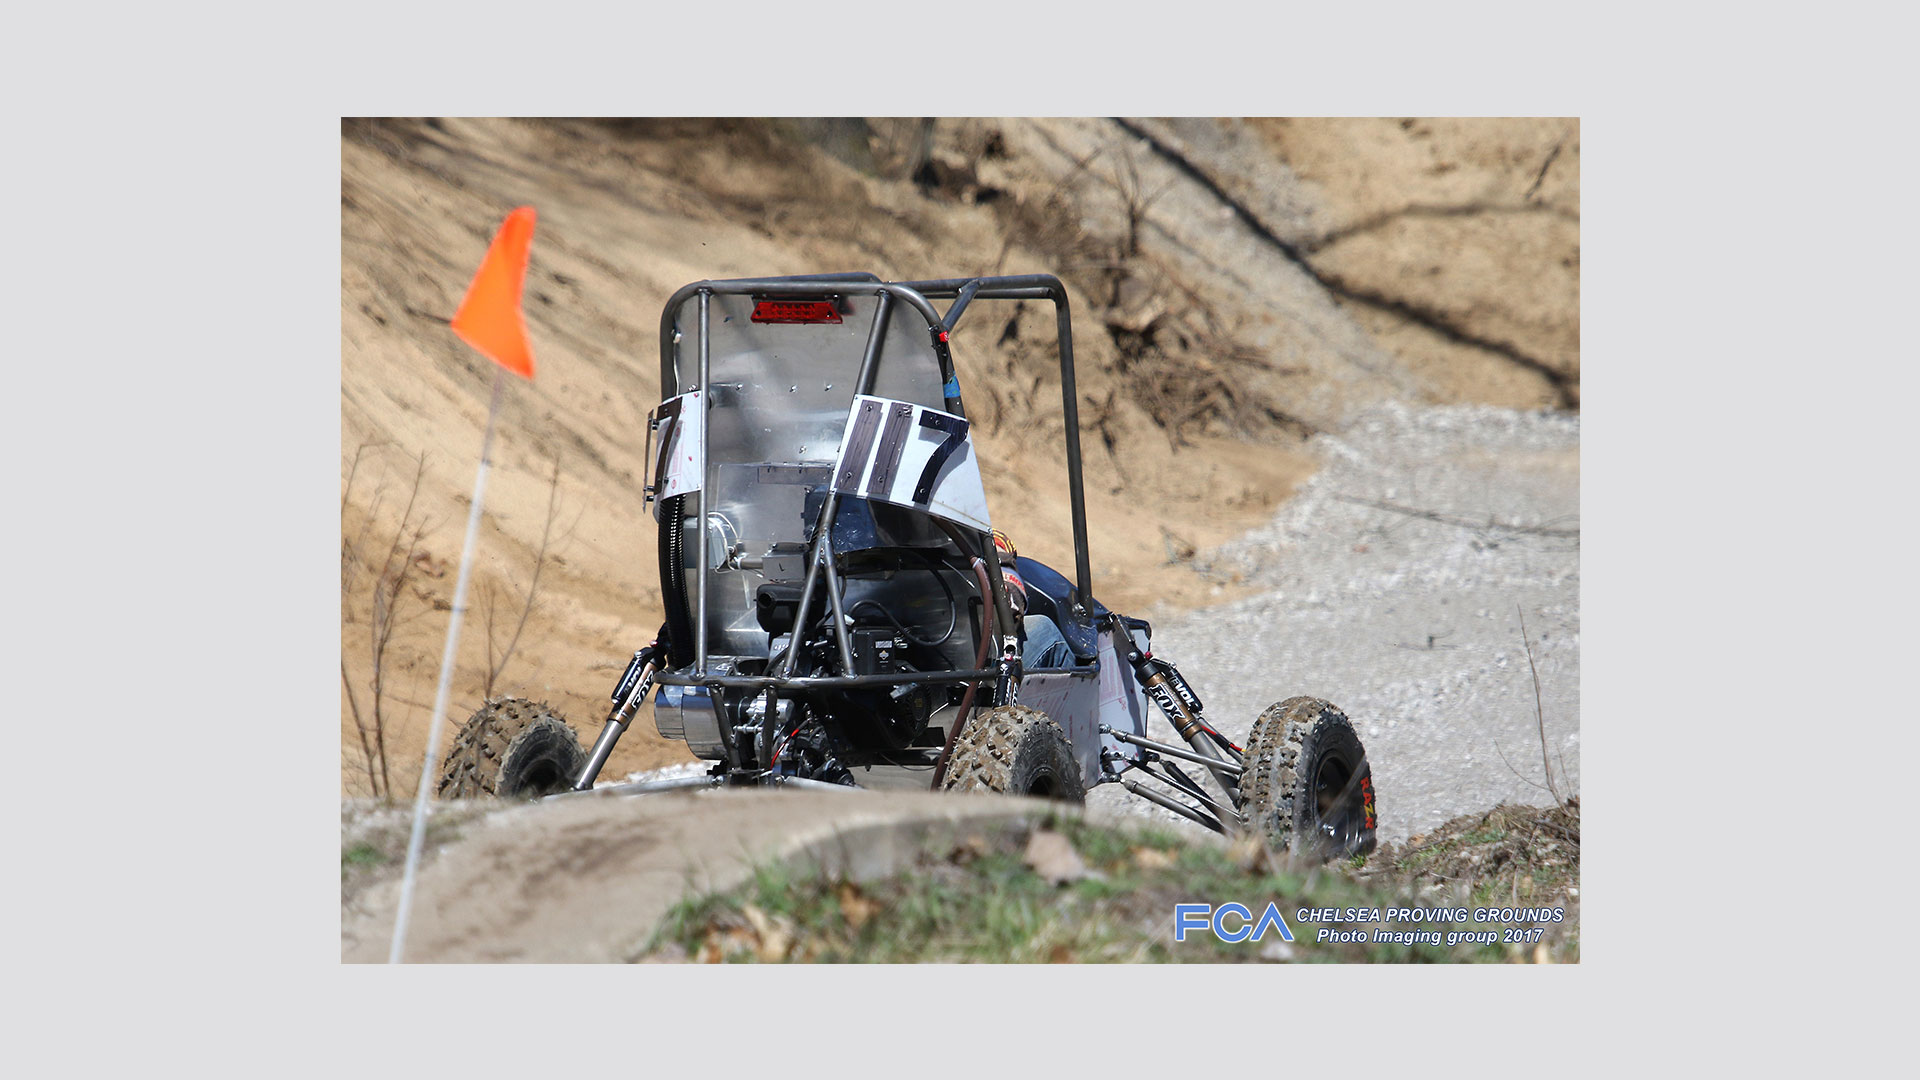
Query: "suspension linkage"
1101 749 1233 834
1139 760 1246 829
1101 725 1244 775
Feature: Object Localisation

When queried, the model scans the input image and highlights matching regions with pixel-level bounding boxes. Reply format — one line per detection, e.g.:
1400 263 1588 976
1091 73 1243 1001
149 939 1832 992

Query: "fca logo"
1173 903 1296 943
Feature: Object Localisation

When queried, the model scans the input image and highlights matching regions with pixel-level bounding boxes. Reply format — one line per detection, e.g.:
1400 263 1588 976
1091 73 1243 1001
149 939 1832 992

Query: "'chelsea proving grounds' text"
1306 906 1567 947
1173 903 1566 948
1302 906 1568 922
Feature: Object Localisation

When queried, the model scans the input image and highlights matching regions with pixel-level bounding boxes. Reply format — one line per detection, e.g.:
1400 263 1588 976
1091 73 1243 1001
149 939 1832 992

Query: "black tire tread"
939 705 1086 803
1242 696 1375 860
436 697 584 799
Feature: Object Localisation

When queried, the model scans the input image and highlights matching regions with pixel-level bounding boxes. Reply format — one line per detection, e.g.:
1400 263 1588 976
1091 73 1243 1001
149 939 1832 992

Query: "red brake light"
751 299 842 324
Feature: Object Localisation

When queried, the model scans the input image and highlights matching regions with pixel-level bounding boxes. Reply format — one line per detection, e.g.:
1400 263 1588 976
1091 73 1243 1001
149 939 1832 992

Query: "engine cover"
653 684 727 759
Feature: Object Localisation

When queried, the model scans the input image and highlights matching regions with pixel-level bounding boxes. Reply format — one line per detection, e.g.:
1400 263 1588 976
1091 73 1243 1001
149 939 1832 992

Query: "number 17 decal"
831 395 991 532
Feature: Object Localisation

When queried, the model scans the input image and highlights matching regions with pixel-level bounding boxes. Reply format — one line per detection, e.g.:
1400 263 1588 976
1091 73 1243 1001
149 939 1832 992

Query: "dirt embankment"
342 791 1578 963
341 118 1578 798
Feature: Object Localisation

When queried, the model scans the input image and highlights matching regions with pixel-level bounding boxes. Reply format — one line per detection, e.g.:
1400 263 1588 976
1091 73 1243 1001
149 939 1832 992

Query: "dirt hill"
340 117 1578 798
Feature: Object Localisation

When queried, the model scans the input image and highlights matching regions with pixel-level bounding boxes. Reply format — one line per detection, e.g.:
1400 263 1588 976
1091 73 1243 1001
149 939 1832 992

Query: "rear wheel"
1242 697 1377 860
437 697 586 799
939 705 1085 803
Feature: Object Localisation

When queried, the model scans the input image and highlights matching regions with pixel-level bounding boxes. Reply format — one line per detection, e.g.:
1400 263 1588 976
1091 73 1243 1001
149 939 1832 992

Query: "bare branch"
367 451 431 803
990 141 1103 276
1516 604 1563 806
485 454 566 697
1336 495 1581 540
342 440 382 515
342 658 379 800
1524 142 1564 202
1491 738 1553 796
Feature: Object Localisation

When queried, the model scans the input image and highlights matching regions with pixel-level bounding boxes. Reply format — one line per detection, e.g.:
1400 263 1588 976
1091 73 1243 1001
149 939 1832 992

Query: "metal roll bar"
654 273 1095 692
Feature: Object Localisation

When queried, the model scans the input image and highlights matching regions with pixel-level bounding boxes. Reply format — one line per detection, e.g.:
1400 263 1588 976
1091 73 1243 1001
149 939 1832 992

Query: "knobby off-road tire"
939 705 1086 803
437 697 587 800
1242 696 1377 861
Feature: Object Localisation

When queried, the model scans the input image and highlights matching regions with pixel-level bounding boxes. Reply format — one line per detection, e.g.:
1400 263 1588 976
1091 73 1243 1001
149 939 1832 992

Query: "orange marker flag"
450 206 537 379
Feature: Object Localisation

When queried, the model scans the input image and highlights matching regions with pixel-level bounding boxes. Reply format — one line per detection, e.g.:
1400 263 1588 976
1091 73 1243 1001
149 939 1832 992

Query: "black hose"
930 556 997 789
659 496 694 669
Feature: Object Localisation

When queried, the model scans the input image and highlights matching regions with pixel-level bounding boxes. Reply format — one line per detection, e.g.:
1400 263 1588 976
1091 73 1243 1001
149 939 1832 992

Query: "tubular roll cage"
650 272 1097 694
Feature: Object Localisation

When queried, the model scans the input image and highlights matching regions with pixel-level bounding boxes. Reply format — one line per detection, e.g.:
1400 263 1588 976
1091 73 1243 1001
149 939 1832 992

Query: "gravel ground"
1088 402 1580 842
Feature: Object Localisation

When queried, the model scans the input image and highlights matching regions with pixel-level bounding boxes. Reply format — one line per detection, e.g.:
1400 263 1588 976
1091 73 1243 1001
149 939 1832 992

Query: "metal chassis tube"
694 290 711 674
891 275 1094 610
1100 747 1236 835
1102 725 1244 776
1142 760 1246 831
578 774 719 798
1122 779 1226 835
779 293 895 682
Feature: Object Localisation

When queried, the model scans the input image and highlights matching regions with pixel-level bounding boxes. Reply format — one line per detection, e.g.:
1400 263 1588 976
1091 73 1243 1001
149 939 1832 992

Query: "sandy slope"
341 118 1578 800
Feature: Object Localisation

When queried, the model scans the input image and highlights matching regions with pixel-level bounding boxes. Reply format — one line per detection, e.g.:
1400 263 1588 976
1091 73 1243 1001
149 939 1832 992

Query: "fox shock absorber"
1117 621 1241 800
1138 656 1205 742
573 633 668 791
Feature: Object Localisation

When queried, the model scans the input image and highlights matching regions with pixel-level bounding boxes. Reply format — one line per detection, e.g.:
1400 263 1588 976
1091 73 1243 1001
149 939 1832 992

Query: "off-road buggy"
439 273 1377 858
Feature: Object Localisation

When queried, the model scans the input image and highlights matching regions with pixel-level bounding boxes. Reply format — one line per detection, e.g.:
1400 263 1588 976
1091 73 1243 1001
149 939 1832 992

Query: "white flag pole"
389 368 505 963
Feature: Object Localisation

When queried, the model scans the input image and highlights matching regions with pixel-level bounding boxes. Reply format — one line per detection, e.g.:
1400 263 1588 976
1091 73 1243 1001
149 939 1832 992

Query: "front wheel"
1241 697 1377 861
